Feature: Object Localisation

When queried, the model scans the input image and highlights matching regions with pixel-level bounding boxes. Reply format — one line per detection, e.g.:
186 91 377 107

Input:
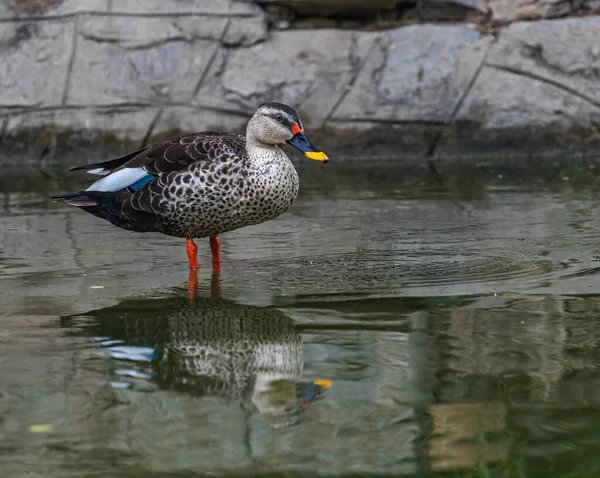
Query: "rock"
195 29 378 128
222 15 268 46
0 19 75 106
584 0 600 12
435 16 600 154
487 0 575 22
107 0 258 15
485 17 600 104
66 16 229 105
2 107 160 163
2 6 600 161
0 0 108 17
437 66 600 154
63 4 267 105
150 106 249 140
334 25 489 123
324 24 491 154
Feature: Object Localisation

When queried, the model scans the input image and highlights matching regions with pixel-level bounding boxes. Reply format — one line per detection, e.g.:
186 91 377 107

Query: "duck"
52 102 329 271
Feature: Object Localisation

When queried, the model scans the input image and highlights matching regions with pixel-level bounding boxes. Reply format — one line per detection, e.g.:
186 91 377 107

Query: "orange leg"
209 235 221 271
186 238 199 270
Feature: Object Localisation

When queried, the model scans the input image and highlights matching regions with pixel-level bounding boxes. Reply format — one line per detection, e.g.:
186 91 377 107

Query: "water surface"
2 160 600 477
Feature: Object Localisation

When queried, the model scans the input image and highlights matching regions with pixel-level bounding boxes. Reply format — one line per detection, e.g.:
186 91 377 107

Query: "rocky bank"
1 0 600 163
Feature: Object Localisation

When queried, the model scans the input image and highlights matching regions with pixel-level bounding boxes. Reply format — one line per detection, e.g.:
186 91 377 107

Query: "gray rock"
2 7 600 161
0 19 75 106
437 66 600 154
66 16 229 105
151 106 249 139
196 29 378 128
584 0 600 11
434 17 600 154
222 15 268 46
2 106 159 162
0 0 108 18
108 0 260 15
487 0 575 21
486 18 600 105
334 24 490 123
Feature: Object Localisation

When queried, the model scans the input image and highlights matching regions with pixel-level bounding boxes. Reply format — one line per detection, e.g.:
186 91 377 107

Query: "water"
3 159 600 476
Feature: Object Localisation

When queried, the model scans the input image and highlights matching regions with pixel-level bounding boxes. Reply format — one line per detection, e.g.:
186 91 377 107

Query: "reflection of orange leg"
187 268 198 300
186 238 198 270
209 235 221 271
210 269 222 298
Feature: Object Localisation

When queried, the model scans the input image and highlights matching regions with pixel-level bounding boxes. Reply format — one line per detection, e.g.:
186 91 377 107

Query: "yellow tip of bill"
304 151 329 162
314 379 333 388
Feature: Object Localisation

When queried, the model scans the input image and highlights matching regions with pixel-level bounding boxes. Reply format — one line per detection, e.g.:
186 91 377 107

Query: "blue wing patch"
128 174 155 191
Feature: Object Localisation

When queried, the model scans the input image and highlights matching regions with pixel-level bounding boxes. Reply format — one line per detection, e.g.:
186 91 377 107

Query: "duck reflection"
63 296 332 427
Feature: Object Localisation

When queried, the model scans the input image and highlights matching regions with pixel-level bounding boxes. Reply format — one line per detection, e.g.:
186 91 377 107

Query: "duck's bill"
313 379 333 389
287 132 329 163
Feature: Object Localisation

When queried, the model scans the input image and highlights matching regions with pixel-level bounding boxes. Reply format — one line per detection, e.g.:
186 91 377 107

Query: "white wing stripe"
86 168 110 176
85 167 149 192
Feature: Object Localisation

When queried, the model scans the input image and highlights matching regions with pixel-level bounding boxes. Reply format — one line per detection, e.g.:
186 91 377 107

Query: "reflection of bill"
428 402 509 471
252 377 333 428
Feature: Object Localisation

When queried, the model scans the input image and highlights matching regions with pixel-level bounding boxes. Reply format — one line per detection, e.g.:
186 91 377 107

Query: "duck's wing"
72 132 246 193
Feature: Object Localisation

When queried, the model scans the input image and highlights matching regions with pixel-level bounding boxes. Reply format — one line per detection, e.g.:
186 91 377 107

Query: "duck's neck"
245 134 288 168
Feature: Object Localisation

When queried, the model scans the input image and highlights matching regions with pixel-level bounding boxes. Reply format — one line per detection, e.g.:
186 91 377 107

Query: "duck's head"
247 102 329 163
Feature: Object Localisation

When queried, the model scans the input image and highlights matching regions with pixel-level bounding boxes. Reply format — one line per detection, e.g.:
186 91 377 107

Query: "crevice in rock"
81 34 220 48
487 63 600 110
427 39 492 157
61 13 78 105
190 14 233 102
139 109 162 148
0 116 9 140
323 36 380 124
260 1 419 30
191 44 223 99
258 0 493 30
369 36 389 90
0 11 258 22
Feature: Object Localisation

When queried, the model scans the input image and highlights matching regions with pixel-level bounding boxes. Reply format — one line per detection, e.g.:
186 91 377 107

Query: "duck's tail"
51 190 143 231
50 191 101 207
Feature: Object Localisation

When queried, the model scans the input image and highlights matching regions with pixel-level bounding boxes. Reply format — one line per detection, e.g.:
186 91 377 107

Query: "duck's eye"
274 113 283 122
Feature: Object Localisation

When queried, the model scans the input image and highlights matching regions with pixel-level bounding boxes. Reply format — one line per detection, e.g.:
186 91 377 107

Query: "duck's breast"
163 158 299 238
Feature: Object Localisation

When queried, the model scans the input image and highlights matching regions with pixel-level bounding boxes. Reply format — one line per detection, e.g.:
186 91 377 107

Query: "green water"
3 160 600 477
